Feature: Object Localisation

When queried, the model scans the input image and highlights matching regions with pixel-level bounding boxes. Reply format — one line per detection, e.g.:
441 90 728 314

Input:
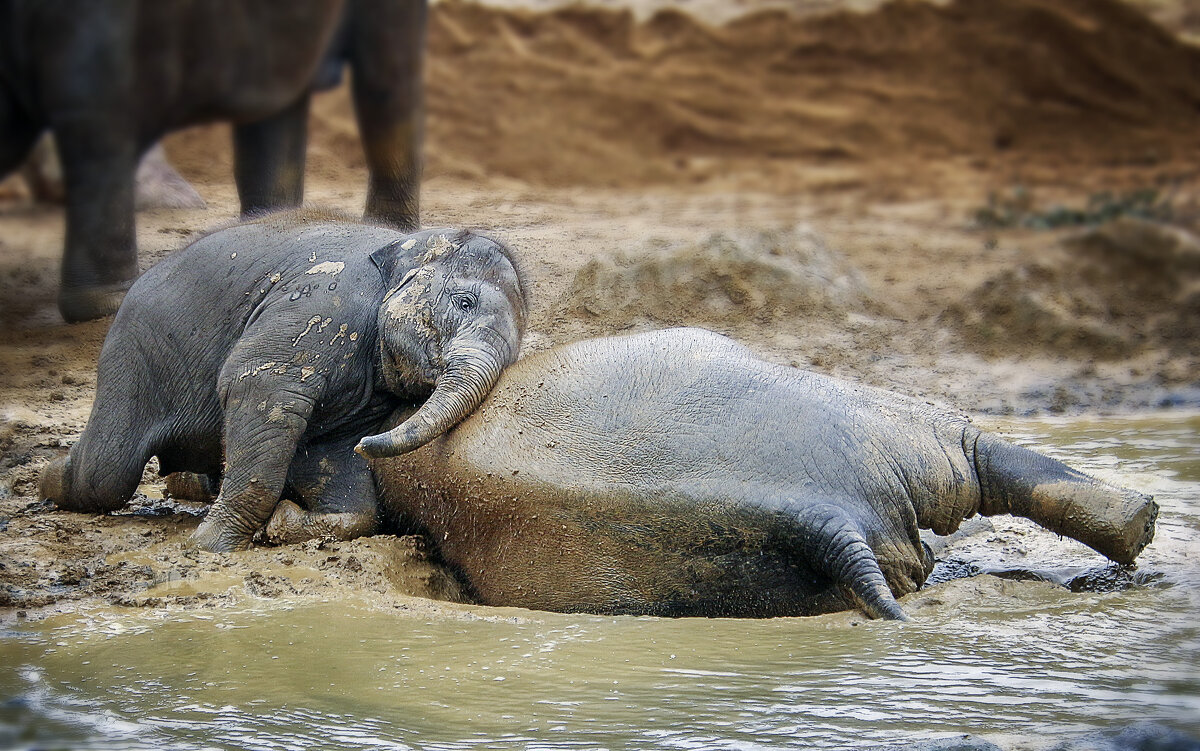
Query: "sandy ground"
1 0 1199 620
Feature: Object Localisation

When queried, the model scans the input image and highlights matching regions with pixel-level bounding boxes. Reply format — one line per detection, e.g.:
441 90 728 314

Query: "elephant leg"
164 471 220 503
265 437 378 545
39 448 146 514
973 431 1158 565
55 119 138 322
20 134 65 202
39 404 153 514
41 3 140 322
0 93 40 179
792 503 909 621
189 372 320 553
134 143 206 210
349 0 428 230
40 336 166 511
233 94 309 217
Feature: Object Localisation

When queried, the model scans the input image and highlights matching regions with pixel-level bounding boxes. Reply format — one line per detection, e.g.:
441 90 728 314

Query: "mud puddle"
1 412 1197 750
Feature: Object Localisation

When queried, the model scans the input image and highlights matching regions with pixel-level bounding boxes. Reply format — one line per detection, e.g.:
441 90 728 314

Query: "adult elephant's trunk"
973 432 1158 564
356 345 503 459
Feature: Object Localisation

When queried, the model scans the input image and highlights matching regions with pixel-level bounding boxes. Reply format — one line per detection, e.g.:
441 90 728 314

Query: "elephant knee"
41 452 136 513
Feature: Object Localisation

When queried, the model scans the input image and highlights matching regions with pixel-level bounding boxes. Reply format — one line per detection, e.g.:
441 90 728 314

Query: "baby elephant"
372 328 1158 620
40 213 527 552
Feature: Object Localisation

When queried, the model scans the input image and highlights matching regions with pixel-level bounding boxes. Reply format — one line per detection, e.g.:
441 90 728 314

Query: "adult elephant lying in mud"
40 215 527 553
0 0 425 322
369 328 1158 620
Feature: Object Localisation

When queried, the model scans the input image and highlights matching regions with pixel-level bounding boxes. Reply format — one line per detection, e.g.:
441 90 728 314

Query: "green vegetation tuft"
974 187 1175 229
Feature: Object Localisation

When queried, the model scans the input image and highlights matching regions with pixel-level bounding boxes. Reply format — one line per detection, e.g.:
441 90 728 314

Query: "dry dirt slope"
159 0 1200 194
417 0 1200 185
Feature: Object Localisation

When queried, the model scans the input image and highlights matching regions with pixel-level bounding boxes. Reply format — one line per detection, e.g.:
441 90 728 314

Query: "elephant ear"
369 238 411 279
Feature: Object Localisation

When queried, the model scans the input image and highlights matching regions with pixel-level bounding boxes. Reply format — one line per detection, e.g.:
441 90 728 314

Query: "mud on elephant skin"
372 328 1158 621
0 0 426 322
39 212 528 553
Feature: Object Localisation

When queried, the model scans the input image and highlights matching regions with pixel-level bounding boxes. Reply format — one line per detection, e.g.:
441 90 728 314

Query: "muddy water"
2 414 1198 750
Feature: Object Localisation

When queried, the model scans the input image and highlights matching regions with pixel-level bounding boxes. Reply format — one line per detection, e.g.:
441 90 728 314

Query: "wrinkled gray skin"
39 216 527 553
373 328 1158 620
0 0 426 322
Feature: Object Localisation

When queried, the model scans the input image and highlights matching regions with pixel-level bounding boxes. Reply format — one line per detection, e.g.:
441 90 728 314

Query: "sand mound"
417 0 1200 186
160 0 1200 191
555 226 875 331
945 218 1200 361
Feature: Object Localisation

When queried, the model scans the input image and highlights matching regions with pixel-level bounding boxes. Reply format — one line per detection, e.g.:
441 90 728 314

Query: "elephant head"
356 229 528 458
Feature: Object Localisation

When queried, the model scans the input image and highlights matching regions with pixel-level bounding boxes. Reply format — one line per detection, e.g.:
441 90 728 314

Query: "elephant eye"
453 293 477 312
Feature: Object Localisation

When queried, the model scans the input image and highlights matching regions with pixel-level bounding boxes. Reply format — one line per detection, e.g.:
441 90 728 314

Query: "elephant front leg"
233 94 310 217
265 438 379 545
190 379 317 553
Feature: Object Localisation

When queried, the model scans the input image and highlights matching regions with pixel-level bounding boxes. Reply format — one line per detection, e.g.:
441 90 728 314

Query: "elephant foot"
264 499 308 544
39 455 70 506
58 280 134 323
265 499 377 545
189 511 254 553
165 472 217 503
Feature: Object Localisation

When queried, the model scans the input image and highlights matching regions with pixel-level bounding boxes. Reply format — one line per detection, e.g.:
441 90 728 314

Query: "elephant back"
427 328 973 515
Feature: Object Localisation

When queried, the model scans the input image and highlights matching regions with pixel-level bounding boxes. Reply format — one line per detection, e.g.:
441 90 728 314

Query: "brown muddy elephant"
370 328 1158 620
0 0 426 321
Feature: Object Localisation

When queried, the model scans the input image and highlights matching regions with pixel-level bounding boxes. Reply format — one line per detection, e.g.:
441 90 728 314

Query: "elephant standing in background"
372 328 1158 620
20 136 206 210
40 214 528 552
0 0 426 322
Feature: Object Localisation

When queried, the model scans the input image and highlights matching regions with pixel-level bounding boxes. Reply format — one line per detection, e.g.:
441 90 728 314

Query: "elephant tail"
971 431 1158 565
798 505 909 621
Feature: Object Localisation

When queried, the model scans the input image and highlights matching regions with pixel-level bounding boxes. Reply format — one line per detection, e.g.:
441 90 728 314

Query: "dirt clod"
946 218 1200 369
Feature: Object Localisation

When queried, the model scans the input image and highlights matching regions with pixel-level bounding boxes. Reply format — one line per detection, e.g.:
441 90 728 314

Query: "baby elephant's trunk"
974 432 1158 564
356 345 503 459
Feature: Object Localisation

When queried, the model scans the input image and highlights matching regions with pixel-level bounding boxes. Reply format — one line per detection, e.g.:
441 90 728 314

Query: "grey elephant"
21 136 205 210
371 328 1158 620
0 0 426 322
39 213 527 552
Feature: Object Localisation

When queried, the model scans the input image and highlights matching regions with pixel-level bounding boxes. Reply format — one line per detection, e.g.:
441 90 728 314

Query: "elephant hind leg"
233 94 309 217
795 503 909 621
266 497 377 545
164 472 219 503
974 431 1157 564
158 434 223 503
265 437 378 545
